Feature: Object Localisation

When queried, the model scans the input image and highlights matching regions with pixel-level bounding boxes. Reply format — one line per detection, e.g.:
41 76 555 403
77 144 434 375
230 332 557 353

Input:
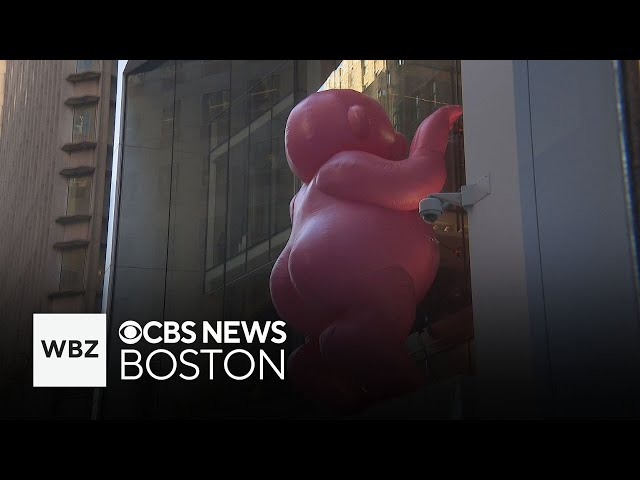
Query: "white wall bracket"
431 174 491 207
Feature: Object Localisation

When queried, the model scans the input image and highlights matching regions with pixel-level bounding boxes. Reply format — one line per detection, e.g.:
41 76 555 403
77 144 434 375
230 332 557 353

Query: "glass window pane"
116 146 172 270
231 60 284 135
271 60 294 104
162 62 176 92
76 60 98 73
161 100 179 142
206 149 228 270
72 106 96 143
166 270 224 322
225 127 248 282
194 61 231 155
230 93 248 137
124 61 175 150
249 78 271 121
202 89 229 123
270 96 295 238
223 263 275 322
205 147 227 292
67 176 92 216
60 249 86 290
231 60 281 100
247 112 271 271
167 62 217 273
202 86 230 150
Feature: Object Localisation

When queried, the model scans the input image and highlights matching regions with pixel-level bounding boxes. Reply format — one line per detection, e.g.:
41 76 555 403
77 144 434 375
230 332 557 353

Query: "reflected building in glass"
100 60 473 418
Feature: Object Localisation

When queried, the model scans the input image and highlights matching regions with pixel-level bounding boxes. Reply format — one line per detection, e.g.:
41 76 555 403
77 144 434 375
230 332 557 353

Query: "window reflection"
247 112 271 270
249 77 272 121
223 129 249 283
60 249 86 290
76 60 99 73
204 61 296 291
124 61 175 150
205 149 228 291
201 62 231 137
72 106 96 143
270 96 295 254
67 177 92 216
271 61 294 105
203 90 230 124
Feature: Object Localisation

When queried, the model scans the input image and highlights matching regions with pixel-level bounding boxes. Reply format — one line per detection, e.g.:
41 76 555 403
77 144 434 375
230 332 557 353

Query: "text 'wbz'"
119 320 288 382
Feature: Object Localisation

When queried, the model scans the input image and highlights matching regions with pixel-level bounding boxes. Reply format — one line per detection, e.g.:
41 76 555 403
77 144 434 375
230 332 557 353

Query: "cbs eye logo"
119 320 142 345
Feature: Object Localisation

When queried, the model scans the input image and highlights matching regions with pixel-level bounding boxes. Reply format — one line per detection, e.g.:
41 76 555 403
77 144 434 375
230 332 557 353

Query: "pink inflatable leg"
318 266 426 406
272 247 363 412
287 338 364 413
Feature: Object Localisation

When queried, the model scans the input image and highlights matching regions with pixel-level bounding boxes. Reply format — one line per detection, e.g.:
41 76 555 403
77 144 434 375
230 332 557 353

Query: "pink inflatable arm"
315 105 462 211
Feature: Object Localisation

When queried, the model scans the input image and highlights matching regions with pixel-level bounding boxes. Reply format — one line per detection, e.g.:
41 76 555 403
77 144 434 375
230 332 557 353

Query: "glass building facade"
101 60 473 418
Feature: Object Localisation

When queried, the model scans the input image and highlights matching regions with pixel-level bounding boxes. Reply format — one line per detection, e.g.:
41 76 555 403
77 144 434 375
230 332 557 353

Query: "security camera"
419 197 444 223
418 175 492 224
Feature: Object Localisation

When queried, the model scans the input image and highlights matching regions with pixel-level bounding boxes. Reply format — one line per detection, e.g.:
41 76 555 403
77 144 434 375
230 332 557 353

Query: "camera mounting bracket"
427 174 491 208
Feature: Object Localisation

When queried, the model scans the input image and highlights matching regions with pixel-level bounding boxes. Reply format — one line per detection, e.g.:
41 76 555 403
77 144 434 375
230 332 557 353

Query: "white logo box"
33 313 107 387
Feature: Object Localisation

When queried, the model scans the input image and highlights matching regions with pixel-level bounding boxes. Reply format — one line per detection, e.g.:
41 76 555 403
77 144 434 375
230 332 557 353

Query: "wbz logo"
33 314 106 387
41 339 99 358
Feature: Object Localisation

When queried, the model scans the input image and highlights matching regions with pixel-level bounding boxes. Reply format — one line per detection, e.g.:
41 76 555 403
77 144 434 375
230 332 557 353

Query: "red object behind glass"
270 89 462 412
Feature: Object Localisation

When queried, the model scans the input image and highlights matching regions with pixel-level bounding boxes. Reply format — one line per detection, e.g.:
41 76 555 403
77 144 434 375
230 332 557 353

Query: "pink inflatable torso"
269 89 461 412
287 177 439 325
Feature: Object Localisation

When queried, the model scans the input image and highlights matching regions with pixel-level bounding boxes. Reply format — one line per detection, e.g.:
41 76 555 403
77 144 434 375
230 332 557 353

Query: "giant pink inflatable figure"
270 89 462 412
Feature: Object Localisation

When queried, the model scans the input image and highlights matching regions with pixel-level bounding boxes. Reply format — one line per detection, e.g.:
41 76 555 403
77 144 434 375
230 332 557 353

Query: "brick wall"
0 60 66 416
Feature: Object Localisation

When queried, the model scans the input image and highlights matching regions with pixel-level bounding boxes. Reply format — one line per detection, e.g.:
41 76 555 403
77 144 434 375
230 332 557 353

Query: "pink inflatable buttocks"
269 89 462 411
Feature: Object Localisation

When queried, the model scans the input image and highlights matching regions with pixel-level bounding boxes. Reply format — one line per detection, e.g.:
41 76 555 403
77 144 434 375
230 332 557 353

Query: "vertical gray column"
462 59 640 418
527 60 640 417
461 60 546 417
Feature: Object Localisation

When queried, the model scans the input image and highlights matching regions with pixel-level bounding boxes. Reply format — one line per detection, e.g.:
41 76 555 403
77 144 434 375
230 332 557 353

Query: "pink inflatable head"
284 89 408 183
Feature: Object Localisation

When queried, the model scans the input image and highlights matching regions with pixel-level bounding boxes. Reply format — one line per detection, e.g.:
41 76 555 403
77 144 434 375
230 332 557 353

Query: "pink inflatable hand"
410 104 462 156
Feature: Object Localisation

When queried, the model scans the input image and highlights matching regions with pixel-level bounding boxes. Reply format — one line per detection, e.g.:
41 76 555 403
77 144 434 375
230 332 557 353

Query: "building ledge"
55 214 92 225
66 71 101 83
48 290 85 299
59 166 95 177
53 239 90 250
61 141 97 153
64 95 100 107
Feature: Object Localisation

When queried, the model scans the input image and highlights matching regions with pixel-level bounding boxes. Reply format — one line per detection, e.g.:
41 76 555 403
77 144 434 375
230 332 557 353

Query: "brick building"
0 60 117 418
